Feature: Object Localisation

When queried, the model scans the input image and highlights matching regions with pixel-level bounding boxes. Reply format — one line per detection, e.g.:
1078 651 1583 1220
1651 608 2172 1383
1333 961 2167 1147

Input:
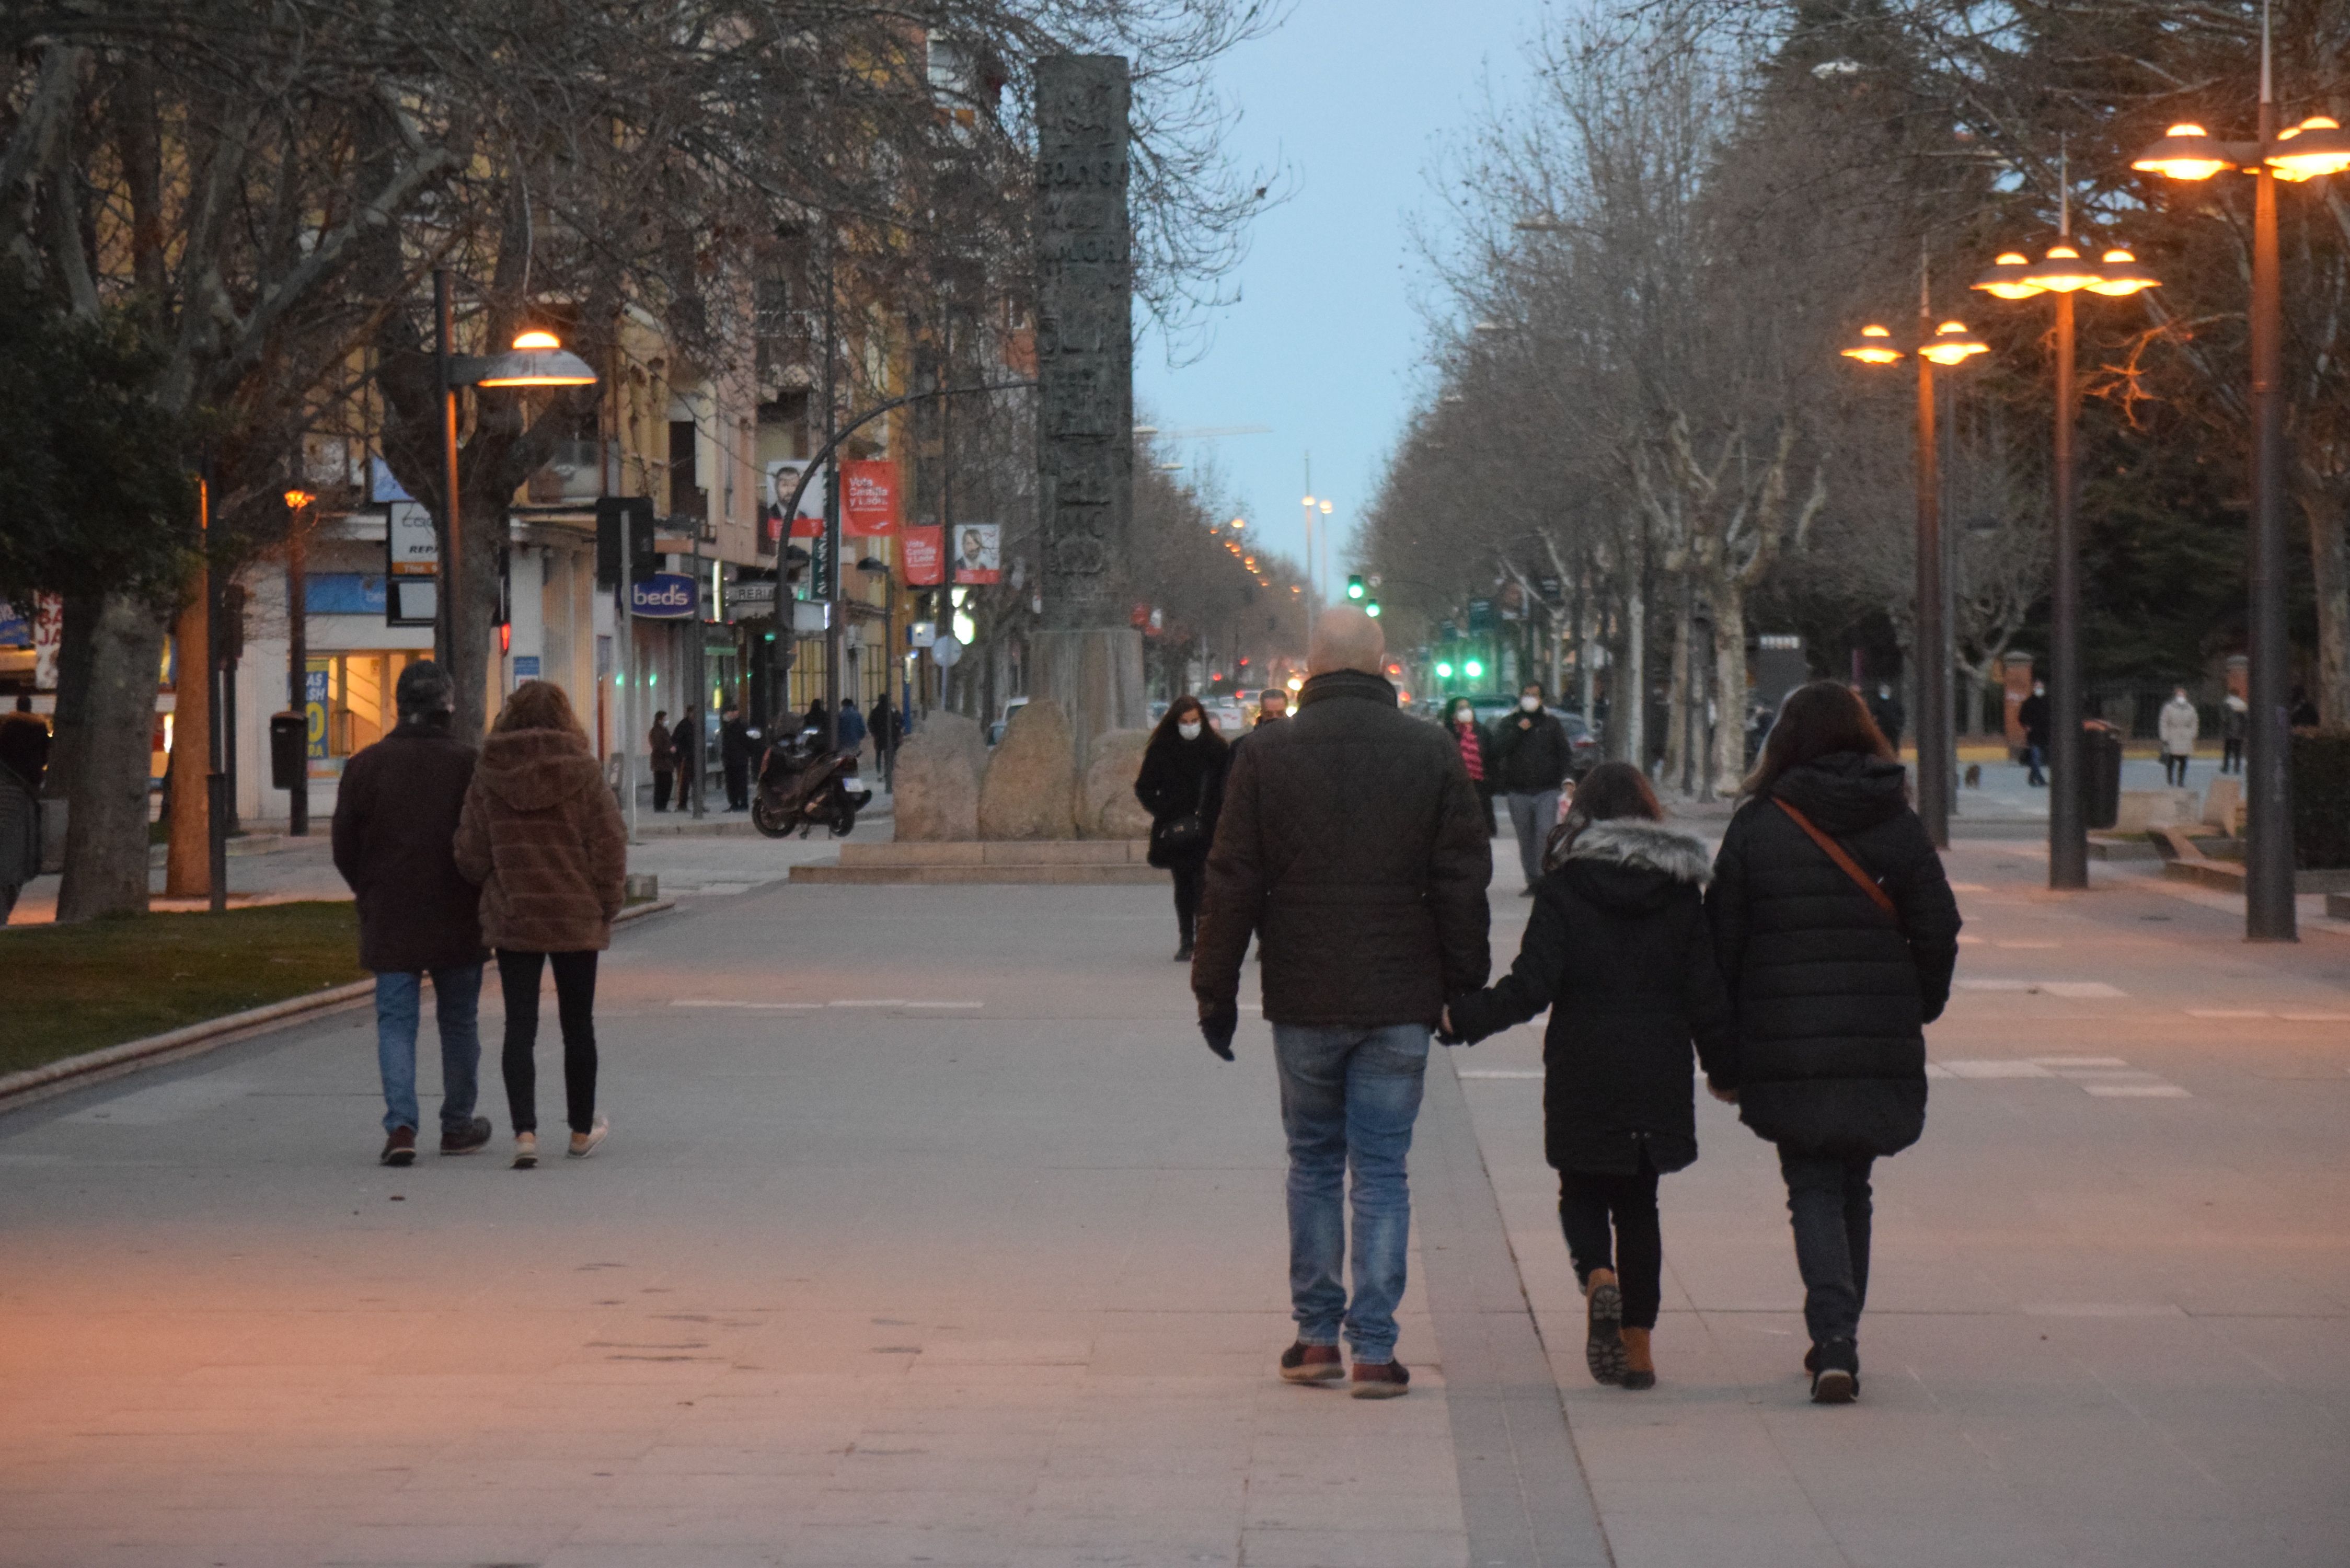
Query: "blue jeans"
374 967 483 1135
1504 789 1560 886
1271 1023 1432 1363
1779 1148 1874 1348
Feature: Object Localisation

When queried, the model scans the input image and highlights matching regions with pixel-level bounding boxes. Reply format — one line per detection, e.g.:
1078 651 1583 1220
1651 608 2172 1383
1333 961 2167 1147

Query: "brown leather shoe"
1280 1341 1344 1383
1583 1267 1625 1385
379 1126 416 1167
1619 1327 1655 1390
439 1116 492 1156
1350 1361 1410 1399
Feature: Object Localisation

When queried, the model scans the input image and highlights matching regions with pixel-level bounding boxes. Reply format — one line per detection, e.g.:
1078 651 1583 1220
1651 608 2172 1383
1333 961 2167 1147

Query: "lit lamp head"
2084 248 2161 296
2020 244 2104 293
2133 122 2233 181
1917 320 1990 366
282 488 315 511
2267 115 2350 182
1840 324 1904 364
1970 252 2040 300
473 329 599 388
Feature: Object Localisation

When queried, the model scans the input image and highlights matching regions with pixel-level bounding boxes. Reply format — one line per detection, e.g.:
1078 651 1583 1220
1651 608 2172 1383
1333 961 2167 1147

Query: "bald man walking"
1193 607 1493 1397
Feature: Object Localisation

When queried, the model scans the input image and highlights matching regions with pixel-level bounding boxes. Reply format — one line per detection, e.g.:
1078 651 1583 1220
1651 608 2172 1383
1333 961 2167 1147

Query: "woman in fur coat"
1444 763 1734 1389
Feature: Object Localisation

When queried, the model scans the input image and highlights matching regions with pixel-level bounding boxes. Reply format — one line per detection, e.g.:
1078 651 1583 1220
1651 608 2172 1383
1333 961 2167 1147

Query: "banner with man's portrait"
951 524 1001 585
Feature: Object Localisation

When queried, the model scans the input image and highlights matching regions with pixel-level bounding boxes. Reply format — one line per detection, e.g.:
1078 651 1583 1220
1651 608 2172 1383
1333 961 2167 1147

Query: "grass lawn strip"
0 902 365 1077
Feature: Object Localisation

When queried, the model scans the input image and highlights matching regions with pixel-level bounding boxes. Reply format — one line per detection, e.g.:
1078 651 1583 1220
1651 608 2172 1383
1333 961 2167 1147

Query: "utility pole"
285 492 309 837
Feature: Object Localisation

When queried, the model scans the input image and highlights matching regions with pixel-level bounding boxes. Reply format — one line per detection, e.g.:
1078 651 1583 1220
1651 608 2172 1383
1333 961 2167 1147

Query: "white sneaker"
512 1132 538 1170
568 1115 610 1159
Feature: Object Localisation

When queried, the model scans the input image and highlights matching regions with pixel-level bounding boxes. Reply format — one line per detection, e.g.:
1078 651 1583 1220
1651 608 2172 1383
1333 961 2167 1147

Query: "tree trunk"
57 592 167 921
1621 581 1646 770
1711 586 1749 798
1664 589 1692 793
42 592 97 802
164 580 210 896
2308 492 2350 727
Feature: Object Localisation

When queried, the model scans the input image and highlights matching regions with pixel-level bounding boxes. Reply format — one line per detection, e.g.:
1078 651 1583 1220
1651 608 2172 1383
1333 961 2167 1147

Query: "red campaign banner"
903 526 944 586
842 459 900 536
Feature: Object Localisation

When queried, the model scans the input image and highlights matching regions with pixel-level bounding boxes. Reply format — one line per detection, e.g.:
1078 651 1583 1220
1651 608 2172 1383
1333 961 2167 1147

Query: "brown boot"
1619 1327 1655 1390
1583 1267 1625 1386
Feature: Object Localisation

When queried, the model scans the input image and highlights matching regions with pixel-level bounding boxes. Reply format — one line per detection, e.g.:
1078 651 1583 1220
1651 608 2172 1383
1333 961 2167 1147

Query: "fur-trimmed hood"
1557 818 1713 891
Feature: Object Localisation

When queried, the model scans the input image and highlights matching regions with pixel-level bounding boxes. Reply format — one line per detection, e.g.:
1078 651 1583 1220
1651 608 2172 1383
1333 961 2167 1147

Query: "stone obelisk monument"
1032 54 1146 772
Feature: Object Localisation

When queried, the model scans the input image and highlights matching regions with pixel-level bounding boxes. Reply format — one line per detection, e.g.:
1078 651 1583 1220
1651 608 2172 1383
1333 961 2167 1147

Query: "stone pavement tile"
545 1546 786 1568
1241 1480 1465 1534
317 1519 575 1563
1235 1525 1470 1568
1006 1548 1239 1568
1596 1511 1845 1568
778 1522 1017 1566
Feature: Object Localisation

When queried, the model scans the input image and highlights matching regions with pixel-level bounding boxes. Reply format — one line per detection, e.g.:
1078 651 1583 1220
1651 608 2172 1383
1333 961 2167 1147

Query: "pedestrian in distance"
328 660 491 1166
836 696 868 759
670 708 698 812
2289 686 2319 727
2220 691 2249 774
1444 696 1496 839
1134 694 1228 962
1706 681 1962 1404
1193 606 1492 1399
1491 682 1573 894
454 680 628 1169
2017 681 2049 786
1441 762 1732 1391
719 704 755 811
870 692 896 788
1228 686 1288 764
0 714 43 926
2159 687 2199 788
1868 683 1905 753
802 697 828 740
648 708 675 812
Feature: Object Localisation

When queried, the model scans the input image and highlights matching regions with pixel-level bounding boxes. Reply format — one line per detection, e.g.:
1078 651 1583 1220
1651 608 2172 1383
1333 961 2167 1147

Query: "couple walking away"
1196 626 1959 1405
332 665 625 1169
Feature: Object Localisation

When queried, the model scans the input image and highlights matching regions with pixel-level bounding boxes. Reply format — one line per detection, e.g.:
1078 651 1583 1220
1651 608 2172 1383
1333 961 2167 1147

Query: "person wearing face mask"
2016 681 2048 787
1490 683 1574 895
1444 697 1496 838
1135 695 1231 960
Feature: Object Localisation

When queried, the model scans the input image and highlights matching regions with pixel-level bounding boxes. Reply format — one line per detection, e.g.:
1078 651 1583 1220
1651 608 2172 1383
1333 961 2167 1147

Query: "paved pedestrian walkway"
2 828 2345 1566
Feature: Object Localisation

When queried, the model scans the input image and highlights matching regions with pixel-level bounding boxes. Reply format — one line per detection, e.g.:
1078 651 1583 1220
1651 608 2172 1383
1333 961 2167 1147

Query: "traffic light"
1346 574 1365 601
1464 658 1485 679
594 497 658 587
1364 598 1380 618
1435 660 1454 678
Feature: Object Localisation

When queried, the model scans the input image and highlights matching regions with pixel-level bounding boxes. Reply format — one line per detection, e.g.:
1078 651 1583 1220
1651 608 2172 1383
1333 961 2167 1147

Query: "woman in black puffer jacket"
1707 682 1962 1404
1135 696 1229 962
1445 763 1733 1392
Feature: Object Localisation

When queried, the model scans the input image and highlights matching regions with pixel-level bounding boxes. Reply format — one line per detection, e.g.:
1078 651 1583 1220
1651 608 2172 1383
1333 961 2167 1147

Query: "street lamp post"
1840 309 1988 849
2130 16 2348 940
1970 212 2160 889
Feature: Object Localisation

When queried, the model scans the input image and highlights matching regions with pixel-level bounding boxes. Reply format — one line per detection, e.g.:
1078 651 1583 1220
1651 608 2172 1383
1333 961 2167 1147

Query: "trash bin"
2080 720 2124 830
268 711 306 791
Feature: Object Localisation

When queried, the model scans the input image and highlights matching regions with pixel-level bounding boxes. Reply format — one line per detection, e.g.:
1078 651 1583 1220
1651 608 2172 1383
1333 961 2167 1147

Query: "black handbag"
1149 775 1211 866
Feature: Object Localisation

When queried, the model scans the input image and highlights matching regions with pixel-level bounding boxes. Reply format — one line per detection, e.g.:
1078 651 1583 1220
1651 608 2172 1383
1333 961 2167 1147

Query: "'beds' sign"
629 573 699 619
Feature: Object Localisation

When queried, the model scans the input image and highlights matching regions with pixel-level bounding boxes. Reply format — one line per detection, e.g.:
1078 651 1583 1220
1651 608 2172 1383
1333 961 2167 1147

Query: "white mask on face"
1519 696 1541 712
1179 721 1203 741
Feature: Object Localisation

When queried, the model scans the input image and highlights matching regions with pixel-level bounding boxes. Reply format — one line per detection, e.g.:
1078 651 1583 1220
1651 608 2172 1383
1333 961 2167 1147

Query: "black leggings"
1559 1156 1662 1330
496 949 598 1135
1170 857 1205 944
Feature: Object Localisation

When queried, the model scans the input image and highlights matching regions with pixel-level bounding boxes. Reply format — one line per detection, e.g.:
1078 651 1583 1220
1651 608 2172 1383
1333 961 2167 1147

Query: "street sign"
630 573 699 619
728 579 777 612
930 633 964 669
1467 597 1495 633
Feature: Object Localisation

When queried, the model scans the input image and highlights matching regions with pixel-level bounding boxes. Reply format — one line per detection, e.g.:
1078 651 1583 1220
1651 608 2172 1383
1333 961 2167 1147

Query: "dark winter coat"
648 723 675 774
671 719 698 778
720 717 756 768
453 727 628 953
1707 753 1963 1157
1449 820 1734 1174
2017 693 2048 750
1134 727 1228 869
1868 694 1906 747
330 717 486 973
836 705 868 750
1193 668 1491 1028
1489 707 1572 793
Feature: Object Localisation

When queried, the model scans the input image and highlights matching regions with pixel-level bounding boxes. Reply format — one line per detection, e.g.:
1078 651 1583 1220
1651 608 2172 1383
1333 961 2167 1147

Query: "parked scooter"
751 727 871 838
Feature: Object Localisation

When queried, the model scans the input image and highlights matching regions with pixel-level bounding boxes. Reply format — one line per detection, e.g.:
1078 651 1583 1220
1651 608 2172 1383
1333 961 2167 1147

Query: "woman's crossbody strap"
1774 798 1903 932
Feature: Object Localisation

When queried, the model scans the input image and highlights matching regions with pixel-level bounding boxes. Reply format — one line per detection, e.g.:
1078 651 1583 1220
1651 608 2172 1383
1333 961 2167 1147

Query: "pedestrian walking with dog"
1441 762 1732 1390
1706 682 1961 1404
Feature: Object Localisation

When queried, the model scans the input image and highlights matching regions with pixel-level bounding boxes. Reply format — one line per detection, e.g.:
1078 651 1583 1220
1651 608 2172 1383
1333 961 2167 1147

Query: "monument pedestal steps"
790 840 1157 885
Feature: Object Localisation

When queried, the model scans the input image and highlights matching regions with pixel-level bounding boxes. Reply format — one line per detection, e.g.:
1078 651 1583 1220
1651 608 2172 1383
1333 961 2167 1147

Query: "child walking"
1443 763 1733 1388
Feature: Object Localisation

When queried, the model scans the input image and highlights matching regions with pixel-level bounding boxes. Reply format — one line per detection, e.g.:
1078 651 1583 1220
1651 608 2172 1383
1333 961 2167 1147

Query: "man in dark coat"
330 660 490 1166
1489 682 1573 894
2017 682 2048 785
1193 606 1491 1397
670 709 698 810
719 705 755 810
1868 684 1905 752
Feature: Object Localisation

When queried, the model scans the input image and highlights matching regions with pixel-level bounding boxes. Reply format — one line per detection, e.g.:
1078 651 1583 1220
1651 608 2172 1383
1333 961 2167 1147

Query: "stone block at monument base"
1080 729 1151 839
978 700 1079 840
890 712 987 842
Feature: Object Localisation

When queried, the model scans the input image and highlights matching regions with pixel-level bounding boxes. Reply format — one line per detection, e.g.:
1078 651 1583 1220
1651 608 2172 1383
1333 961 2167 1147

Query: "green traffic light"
1346 575 1365 601
1435 661 1454 678
1464 659 1484 679
1364 599 1380 618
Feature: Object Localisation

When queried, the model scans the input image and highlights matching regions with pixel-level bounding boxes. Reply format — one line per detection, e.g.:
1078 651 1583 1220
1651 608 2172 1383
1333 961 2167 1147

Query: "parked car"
1204 698 1248 736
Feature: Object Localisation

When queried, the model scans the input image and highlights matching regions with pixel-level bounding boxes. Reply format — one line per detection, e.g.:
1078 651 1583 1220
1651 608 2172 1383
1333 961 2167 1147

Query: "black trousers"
2222 736 2244 773
1778 1147 1874 1348
1558 1155 1662 1330
2162 752 2190 786
724 760 750 810
1170 857 1205 944
496 949 598 1135
652 769 673 811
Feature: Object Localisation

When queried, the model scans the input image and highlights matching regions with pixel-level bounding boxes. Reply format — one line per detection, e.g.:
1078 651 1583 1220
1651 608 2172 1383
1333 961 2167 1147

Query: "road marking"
1954 978 2127 997
1949 882 1991 892
2280 1011 2350 1022
2085 1084 2192 1098
2022 1301 2185 1318
2032 1056 2128 1068
1938 1059 2055 1078
2187 1009 2272 1019
671 1000 820 1010
1993 940 2062 949
828 999 909 1007
673 882 755 896
1457 1069 1543 1080
900 1001 984 1010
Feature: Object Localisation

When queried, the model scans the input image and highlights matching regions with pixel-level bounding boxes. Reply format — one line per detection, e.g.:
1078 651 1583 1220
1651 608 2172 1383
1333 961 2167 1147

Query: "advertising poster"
841 460 900 536
902 526 944 586
763 460 825 544
32 593 63 689
387 501 438 574
952 524 1002 585
304 663 331 768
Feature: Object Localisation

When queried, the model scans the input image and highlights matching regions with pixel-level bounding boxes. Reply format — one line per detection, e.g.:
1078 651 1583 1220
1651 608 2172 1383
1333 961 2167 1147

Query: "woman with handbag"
1706 681 1961 1404
1134 695 1230 962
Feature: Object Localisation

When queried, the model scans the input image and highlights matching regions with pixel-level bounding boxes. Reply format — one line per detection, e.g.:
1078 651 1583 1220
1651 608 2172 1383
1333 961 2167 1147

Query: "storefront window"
307 651 424 779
